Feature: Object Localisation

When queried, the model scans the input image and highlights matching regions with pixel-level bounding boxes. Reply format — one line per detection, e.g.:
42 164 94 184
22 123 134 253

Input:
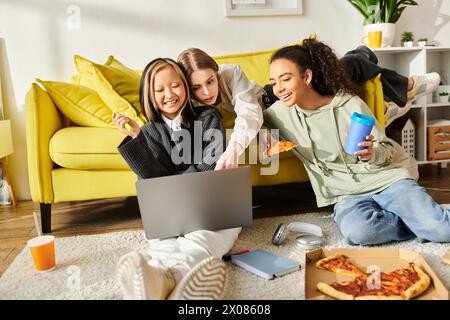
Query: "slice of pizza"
317 277 364 300
399 265 431 300
356 264 431 300
317 264 431 300
266 141 298 157
316 254 367 278
317 276 404 300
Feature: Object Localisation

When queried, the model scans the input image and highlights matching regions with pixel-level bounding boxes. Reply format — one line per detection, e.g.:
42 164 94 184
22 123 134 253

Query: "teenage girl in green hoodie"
264 39 450 245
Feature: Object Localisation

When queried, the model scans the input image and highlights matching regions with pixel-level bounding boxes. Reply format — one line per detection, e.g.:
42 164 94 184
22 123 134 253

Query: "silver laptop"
135 166 253 239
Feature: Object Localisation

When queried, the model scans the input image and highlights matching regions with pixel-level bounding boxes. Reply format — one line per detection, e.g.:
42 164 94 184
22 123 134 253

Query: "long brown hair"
271 39 355 96
139 58 194 124
177 48 219 79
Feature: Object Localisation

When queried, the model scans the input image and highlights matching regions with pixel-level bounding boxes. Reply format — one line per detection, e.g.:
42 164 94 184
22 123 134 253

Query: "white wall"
0 0 449 200
395 0 450 47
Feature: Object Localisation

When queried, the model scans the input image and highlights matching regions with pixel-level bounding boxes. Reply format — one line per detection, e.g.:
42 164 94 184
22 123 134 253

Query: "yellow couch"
25 48 384 233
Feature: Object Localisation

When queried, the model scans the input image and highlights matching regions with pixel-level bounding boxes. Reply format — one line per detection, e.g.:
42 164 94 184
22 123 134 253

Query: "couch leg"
40 203 52 234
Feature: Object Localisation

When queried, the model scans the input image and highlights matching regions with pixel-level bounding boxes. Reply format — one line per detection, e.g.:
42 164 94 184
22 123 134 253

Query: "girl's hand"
355 135 374 161
215 141 242 170
261 131 279 157
112 112 140 139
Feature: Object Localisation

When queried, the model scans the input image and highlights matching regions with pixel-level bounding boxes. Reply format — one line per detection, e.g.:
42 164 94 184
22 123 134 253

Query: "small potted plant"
348 0 418 48
418 38 428 47
402 31 414 47
438 92 449 103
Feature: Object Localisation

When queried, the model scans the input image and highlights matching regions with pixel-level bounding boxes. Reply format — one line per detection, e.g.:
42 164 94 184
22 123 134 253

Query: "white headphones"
272 222 323 250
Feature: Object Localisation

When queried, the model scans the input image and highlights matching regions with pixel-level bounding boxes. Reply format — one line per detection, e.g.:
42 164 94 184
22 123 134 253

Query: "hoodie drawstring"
297 110 332 177
331 109 359 182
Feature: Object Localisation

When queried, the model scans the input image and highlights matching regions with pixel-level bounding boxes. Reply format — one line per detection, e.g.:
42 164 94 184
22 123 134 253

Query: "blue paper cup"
344 112 375 155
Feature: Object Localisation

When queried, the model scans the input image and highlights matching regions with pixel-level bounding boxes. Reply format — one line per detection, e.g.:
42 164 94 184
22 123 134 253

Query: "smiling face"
188 68 220 105
153 66 187 119
269 58 312 107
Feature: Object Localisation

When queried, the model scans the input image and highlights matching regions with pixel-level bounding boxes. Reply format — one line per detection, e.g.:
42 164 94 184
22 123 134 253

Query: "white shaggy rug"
0 212 449 300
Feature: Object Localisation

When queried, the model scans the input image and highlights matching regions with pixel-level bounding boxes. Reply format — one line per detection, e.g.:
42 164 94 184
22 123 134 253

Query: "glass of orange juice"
27 235 56 272
368 31 383 48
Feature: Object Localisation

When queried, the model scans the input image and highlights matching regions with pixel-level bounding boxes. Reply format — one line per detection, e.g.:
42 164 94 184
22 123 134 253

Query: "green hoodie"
263 93 412 207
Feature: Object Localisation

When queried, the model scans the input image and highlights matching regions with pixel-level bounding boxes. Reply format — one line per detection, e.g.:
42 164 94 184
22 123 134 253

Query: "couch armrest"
25 83 63 203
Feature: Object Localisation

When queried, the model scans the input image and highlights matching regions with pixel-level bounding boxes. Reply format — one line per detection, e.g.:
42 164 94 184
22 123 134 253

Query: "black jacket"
118 107 226 179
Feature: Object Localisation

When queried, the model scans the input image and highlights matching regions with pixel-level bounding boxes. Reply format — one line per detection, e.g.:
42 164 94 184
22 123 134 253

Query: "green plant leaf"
390 0 419 23
366 0 383 24
401 31 414 42
348 0 418 24
384 0 397 23
348 0 370 19
348 0 383 24
391 6 406 23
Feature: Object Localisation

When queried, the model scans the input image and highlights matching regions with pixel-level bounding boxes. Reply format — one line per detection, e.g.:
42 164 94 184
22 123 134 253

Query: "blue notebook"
231 249 300 280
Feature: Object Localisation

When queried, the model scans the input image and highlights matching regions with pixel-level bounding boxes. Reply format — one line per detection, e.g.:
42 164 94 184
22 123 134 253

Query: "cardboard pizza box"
305 248 449 300
443 248 450 265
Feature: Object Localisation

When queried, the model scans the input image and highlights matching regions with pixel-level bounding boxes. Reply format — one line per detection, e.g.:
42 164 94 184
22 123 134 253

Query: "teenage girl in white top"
178 48 264 169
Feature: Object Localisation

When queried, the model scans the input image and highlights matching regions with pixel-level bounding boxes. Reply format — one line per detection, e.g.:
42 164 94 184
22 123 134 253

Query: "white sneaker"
169 257 228 300
385 101 412 127
116 251 176 300
408 72 441 102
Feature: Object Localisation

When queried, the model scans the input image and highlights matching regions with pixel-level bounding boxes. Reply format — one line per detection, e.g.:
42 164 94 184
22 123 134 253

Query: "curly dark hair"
270 39 355 97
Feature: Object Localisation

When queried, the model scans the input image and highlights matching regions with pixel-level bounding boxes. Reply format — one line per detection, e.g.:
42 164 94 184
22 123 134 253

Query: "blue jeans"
334 179 450 245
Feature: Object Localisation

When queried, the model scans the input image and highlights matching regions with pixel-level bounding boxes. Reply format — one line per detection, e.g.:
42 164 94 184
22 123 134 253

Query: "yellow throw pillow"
213 49 276 87
70 74 80 85
36 79 115 128
71 55 133 85
74 55 145 126
74 55 114 87
213 40 304 86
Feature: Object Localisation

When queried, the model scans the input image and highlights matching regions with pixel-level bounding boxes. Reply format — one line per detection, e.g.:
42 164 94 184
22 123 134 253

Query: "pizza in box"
315 254 431 300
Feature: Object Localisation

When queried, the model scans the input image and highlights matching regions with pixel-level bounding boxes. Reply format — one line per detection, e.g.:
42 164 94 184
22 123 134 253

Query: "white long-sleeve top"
194 64 264 151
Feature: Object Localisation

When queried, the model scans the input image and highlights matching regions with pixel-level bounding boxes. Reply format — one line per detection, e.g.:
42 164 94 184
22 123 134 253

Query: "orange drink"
27 235 56 272
368 31 382 48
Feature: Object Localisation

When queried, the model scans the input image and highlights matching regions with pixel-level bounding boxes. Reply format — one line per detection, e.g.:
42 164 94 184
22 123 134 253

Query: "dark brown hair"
270 39 355 96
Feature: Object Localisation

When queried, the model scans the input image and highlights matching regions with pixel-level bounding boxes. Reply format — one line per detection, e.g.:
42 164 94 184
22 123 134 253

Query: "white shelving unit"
372 46 450 166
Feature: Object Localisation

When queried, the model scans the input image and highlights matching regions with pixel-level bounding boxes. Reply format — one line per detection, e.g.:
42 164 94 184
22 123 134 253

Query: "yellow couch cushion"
239 142 308 186
49 127 129 170
52 168 137 202
36 79 115 128
214 49 276 87
250 156 308 186
74 55 146 126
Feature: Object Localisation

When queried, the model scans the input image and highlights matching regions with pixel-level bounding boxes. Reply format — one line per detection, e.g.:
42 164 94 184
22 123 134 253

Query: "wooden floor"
1 164 449 276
